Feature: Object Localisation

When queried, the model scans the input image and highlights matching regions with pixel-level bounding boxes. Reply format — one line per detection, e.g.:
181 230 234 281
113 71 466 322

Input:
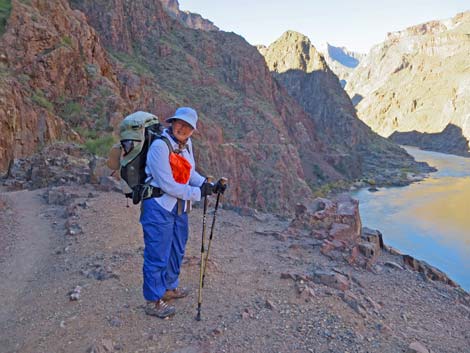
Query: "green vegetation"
312 179 351 198
0 0 12 36
85 63 98 77
83 133 115 156
61 36 72 48
17 73 30 84
31 89 53 112
109 50 152 76
0 62 10 78
75 126 115 156
74 126 98 140
81 85 115 132
63 101 82 116
58 100 83 126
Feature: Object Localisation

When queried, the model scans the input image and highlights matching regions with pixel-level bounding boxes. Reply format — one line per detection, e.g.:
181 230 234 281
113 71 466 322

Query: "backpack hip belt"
142 186 165 200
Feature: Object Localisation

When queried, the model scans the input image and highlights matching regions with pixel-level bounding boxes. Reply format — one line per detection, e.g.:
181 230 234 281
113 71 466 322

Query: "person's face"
172 119 194 142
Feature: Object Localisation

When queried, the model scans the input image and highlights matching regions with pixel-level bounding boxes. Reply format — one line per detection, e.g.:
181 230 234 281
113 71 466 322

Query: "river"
352 146 470 291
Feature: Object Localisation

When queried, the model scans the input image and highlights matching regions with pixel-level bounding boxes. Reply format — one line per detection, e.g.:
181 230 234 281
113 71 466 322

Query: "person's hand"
200 181 214 197
213 178 228 194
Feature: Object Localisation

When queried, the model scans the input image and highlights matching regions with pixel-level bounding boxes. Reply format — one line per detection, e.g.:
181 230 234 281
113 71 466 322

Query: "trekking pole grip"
216 177 228 195
219 177 228 185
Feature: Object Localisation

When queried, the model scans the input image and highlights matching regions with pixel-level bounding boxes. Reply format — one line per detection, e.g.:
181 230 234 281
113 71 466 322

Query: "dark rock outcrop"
402 255 458 287
0 0 161 174
290 195 382 267
4 143 110 190
389 124 470 157
290 195 461 288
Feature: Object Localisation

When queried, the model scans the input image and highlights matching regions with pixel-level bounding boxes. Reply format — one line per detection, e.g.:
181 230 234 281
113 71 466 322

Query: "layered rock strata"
346 11 470 156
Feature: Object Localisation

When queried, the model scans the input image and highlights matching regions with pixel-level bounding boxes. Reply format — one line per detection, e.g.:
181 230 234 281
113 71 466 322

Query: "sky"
179 0 469 53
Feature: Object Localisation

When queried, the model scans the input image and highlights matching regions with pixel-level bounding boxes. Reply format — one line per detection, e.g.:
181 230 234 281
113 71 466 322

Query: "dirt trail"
0 187 469 353
0 190 64 352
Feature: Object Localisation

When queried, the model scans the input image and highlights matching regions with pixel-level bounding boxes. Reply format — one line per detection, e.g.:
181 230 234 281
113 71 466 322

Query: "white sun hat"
166 107 198 130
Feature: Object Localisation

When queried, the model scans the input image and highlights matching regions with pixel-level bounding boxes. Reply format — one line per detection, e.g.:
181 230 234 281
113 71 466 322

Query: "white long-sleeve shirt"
145 129 206 212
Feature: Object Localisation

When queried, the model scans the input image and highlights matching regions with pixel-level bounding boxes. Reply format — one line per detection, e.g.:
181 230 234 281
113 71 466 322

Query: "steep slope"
258 31 430 184
346 11 470 155
70 0 354 213
0 0 172 175
1 0 356 213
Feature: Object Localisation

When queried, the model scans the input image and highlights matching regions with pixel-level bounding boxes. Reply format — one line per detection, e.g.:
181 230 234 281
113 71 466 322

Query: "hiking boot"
162 287 190 301
145 299 175 318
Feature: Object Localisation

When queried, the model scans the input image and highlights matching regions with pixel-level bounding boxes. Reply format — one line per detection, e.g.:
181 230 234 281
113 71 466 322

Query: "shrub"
61 101 83 125
32 89 53 112
109 50 152 76
84 134 115 156
61 36 72 48
0 0 12 36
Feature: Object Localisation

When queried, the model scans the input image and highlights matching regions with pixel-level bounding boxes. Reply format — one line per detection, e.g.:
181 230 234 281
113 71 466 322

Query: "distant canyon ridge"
274 12 470 157
344 11 470 157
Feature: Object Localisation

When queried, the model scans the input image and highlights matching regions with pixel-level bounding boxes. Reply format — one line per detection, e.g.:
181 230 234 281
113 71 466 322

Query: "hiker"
140 107 217 318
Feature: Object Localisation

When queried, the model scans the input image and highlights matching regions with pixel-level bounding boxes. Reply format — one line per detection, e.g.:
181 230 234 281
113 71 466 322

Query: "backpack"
107 111 168 204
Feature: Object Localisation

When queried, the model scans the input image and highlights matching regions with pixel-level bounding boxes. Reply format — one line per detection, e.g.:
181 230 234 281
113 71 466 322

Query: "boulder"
312 270 350 291
340 291 368 317
5 143 93 190
291 195 384 267
361 227 384 249
290 194 361 245
355 228 383 267
407 341 430 353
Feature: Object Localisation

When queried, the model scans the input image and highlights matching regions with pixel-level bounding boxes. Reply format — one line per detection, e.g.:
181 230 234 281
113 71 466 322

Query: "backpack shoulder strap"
156 135 174 154
139 135 173 202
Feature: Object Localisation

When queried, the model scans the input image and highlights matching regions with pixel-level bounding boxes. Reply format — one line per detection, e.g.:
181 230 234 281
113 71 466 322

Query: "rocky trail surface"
0 186 469 353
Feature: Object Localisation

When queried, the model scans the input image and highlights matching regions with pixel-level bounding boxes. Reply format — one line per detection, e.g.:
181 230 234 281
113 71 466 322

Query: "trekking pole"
202 177 228 288
196 176 213 321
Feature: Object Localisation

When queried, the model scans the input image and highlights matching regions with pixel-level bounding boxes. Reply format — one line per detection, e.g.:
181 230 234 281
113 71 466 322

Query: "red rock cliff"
0 0 413 213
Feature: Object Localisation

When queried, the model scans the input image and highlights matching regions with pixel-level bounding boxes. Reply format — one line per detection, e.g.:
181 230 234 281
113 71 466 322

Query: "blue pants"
140 199 189 301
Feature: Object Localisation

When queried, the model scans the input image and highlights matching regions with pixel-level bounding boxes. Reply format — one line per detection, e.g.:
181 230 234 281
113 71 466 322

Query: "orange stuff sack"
169 152 192 184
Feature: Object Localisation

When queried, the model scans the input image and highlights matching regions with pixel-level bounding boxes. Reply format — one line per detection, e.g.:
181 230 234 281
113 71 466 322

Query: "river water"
352 146 470 291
